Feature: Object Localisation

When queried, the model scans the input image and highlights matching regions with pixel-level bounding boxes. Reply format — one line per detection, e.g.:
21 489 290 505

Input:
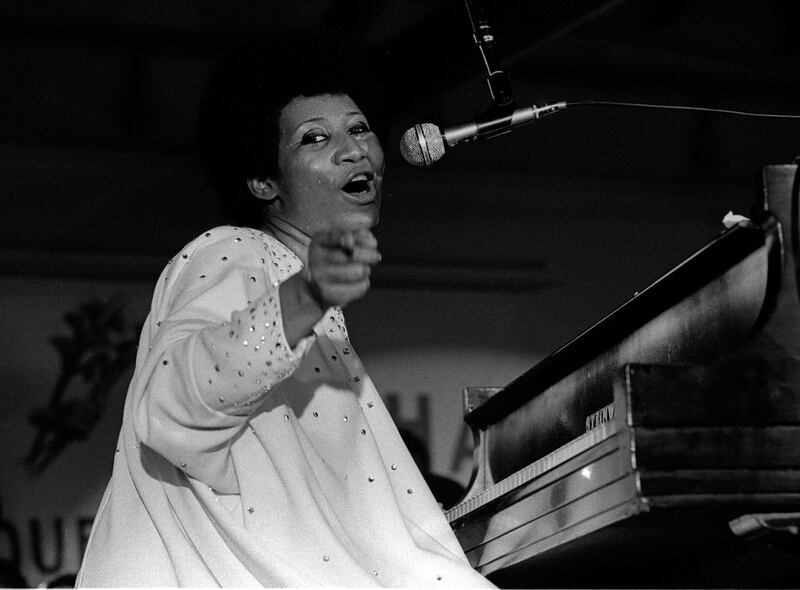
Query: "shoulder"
181 225 270 259
157 226 302 301
150 226 286 320
169 225 301 271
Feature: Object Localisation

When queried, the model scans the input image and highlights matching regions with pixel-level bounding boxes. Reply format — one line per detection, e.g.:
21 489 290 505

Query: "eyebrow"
298 111 364 125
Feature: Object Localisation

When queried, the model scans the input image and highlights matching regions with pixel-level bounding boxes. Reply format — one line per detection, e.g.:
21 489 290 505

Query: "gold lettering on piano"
585 402 615 432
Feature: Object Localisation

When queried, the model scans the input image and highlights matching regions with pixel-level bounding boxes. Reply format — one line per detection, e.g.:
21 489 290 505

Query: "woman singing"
77 31 493 587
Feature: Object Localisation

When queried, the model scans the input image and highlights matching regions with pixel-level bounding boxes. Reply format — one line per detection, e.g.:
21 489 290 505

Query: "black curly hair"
197 30 386 228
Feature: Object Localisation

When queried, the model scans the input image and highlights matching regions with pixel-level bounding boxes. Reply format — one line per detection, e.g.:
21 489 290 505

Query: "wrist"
300 266 327 312
278 273 325 347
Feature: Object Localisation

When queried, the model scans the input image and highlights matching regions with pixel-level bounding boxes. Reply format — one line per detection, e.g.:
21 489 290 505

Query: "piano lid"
465 216 778 430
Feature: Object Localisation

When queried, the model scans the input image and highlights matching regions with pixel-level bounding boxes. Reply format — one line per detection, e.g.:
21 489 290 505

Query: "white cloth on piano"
77 225 493 587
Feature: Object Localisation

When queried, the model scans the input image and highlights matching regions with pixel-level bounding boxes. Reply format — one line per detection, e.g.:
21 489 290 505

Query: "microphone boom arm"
464 0 517 112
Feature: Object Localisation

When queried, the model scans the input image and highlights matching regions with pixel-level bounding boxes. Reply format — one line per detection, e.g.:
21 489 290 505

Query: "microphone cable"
563 100 800 120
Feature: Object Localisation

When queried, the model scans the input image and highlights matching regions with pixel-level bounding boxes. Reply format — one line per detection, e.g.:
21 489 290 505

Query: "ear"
247 177 280 203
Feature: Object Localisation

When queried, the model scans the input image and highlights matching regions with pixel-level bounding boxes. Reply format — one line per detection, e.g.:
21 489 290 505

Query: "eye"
349 122 371 135
300 131 328 145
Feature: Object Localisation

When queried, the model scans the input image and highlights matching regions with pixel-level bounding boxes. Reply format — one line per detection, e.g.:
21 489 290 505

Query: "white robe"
77 225 493 587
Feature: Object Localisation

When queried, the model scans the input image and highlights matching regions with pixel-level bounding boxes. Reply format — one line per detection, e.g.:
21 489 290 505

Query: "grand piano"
448 164 800 588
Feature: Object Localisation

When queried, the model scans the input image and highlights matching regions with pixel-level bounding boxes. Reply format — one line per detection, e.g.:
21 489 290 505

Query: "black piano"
448 164 800 588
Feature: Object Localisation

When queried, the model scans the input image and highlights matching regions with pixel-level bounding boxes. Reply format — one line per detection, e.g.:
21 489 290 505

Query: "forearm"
279 272 325 348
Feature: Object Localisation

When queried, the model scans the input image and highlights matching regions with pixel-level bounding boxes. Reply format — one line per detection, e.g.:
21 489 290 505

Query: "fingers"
309 250 377 282
313 227 380 262
320 245 381 265
314 277 371 302
306 227 381 309
351 227 377 249
322 262 372 283
315 227 377 252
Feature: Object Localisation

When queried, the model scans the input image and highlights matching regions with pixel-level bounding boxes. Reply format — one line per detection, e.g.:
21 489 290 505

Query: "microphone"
400 102 566 166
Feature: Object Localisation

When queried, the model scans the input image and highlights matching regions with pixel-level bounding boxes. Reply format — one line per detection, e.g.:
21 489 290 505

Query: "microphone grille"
399 123 445 166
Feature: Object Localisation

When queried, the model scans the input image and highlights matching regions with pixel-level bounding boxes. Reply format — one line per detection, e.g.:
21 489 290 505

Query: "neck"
263 216 312 265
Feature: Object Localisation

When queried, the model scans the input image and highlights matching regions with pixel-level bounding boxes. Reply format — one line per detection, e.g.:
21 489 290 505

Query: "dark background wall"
2 0 799 269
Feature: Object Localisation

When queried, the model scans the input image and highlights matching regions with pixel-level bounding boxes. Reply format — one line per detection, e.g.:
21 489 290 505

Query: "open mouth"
341 172 374 195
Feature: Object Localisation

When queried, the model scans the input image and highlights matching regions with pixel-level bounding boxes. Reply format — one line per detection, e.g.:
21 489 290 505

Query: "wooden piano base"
488 507 800 588
450 362 800 588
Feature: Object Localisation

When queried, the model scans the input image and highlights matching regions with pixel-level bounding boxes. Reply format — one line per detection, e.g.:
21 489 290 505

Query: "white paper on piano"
722 211 752 228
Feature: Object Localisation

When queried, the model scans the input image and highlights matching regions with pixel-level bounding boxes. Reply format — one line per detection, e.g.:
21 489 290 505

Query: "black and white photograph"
1 1 799 587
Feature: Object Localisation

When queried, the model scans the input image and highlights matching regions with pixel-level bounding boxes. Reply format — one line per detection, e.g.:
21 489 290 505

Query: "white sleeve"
130 227 314 492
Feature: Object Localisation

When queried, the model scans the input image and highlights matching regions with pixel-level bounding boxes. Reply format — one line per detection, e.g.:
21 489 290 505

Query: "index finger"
313 215 375 249
352 227 377 249
313 229 357 253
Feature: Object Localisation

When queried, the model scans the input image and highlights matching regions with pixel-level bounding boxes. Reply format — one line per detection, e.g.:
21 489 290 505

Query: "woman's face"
267 93 384 236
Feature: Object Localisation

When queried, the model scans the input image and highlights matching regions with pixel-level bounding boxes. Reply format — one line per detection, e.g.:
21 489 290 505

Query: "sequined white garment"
77 226 492 588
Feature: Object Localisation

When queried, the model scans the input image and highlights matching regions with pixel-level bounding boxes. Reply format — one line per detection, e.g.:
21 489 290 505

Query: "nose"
332 133 367 164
